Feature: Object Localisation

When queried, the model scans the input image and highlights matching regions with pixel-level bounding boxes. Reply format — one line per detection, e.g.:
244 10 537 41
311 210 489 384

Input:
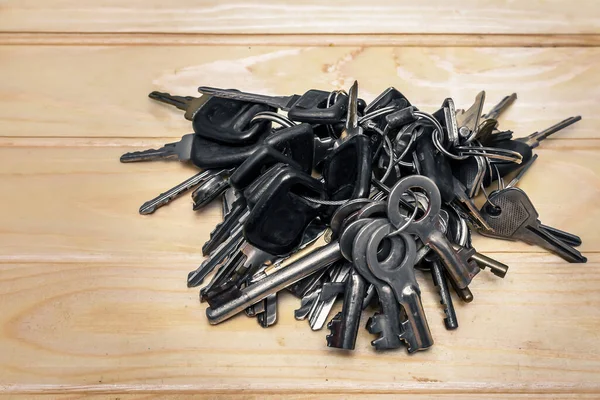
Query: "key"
456 91 486 142
256 293 278 328
149 91 210 121
356 219 433 352
187 224 245 287
433 98 459 147
206 239 343 324
326 268 367 350
479 187 587 263
363 87 411 130
538 224 582 247
452 244 509 278
308 262 351 330
192 169 232 211
322 81 372 200
138 169 217 215
202 202 249 256
517 116 581 149
387 175 480 289
294 288 321 320
337 218 404 350
426 257 459 330
120 134 194 163
482 93 517 121
506 154 538 188
199 86 348 124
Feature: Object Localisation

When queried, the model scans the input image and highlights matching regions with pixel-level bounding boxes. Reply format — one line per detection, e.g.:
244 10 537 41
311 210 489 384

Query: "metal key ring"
387 175 442 234
329 198 372 239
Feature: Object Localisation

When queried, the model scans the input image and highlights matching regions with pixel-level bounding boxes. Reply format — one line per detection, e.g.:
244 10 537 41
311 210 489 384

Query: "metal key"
187 224 245 287
327 268 367 350
482 93 517 121
456 91 486 142
426 257 459 330
517 116 581 149
149 91 210 121
192 169 232 211
120 134 194 163
387 175 480 289
139 169 217 215
341 218 404 350
203 206 249 256
308 262 350 330
479 187 587 263
364 222 433 352
256 293 278 328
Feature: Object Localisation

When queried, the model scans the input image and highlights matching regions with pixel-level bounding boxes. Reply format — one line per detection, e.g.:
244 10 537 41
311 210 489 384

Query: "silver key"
482 93 517 121
149 91 210 121
206 240 343 325
187 225 245 287
120 134 194 163
517 116 581 149
362 221 434 353
198 86 301 110
345 219 404 351
387 175 480 289
507 154 538 188
308 262 350 330
139 170 217 215
256 293 278 328
192 169 233 211
456 91 485 142
479 187 587 263
343 80 363 137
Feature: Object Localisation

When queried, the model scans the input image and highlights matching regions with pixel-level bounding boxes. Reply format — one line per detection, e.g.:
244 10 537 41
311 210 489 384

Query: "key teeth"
325 312 343 348
367 314 403 351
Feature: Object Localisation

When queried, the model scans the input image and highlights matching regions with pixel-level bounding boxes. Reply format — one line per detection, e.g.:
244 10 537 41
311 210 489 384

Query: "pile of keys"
120 82 586 353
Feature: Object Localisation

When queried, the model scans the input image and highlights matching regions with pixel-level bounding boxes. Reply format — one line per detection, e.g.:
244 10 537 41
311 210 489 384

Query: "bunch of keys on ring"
120 81 586 352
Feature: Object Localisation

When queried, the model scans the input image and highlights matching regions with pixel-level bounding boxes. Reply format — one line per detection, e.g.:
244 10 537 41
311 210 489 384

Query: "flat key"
387 175 480 289
139 170 216 215
187 225 245 287
120 134 193 163
363 222 434 353
203 206 249 256
479 187 587 263
199 86 301 110
326 268 366 350
517 116 581 149
192 169 233 211
482 93 517 121
256 293 278 328
149 91 210 121
539 223 582 247
206 241 343 325
308 262 350 330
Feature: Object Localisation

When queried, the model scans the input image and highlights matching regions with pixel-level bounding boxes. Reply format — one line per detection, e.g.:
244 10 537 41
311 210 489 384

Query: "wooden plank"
3 33 600 47
0 144 597 262
0 255 599 393
1 46 598 140
1 1 599 34
4 396 600 400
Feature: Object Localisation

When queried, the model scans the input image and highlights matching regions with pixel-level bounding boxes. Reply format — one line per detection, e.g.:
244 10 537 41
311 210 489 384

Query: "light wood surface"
1 0 599 34
2 1 600 398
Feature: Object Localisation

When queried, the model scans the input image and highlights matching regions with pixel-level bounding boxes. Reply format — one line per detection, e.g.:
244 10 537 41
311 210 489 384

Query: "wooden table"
1 2 599 398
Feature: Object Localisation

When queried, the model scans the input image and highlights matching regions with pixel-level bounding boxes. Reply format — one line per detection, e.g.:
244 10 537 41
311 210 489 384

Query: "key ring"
385 189 420 238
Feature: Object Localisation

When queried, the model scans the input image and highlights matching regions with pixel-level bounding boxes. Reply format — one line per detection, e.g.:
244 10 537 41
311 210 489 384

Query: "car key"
387 175 480 289
148 91 210 121
479 187 587 263
191 169 233 211
120 133 195 163
138 169 218 215
198 86 348 124
322 81 372 200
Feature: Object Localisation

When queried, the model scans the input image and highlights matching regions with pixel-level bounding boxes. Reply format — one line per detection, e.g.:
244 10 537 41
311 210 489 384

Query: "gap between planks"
1 33 600 47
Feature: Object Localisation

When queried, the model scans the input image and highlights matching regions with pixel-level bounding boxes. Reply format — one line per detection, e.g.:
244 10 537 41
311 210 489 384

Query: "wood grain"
1 1 599 34
0 255 599 393
1 46 598 140
0 144 597 262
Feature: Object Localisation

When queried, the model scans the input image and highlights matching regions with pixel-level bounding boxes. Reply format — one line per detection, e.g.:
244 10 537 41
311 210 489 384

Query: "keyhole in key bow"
377 238 392 261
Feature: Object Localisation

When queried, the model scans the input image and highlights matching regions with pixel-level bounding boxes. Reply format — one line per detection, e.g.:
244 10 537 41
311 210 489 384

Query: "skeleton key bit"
364 222 433 353
387 175 480 289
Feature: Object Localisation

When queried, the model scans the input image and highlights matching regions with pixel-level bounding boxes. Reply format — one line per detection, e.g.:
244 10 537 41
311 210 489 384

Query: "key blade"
483 93 517 120
120 146 178 163
525 225 587 263
139 170 215 215
198 86 295 110
456 91 486 141
507 154 538 188
346 81 359 131
520 116 582 148
148 91 191 111
539 223 582 247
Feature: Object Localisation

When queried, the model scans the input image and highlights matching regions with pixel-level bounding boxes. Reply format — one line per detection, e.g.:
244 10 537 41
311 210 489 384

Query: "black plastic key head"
414 130 456 203
229 145 303 190
192 96 274 145
243 166 327 256
264 123 315 174
322 134 372 201
287 90 348 124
